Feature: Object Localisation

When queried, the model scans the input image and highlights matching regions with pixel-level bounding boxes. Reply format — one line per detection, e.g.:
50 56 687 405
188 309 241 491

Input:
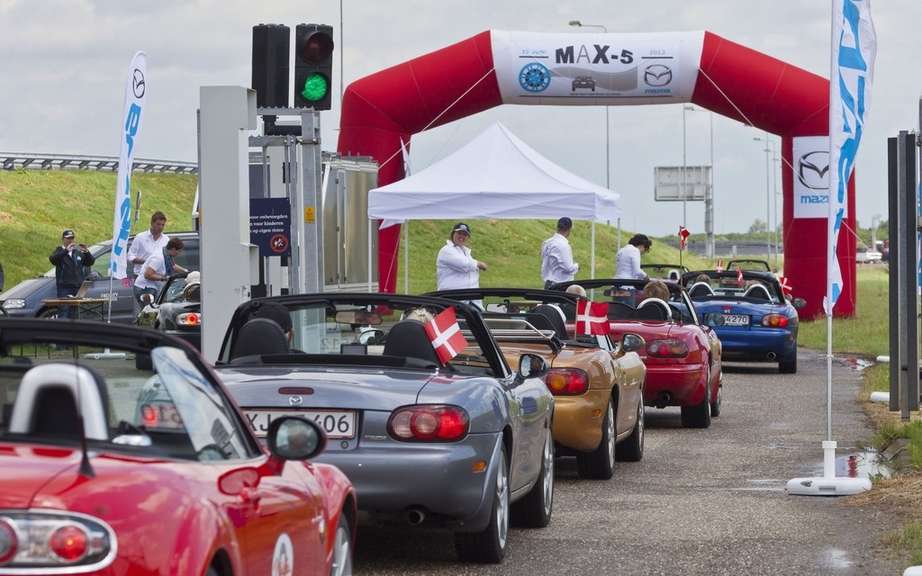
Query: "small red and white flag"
778 275 793 296
736 266 745 287
678 226 690 250
715 259 724 272
576 299 610 335
423 307 468 365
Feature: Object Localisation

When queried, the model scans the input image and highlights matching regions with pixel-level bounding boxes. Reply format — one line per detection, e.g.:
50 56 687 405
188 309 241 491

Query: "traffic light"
294 24 334 110
251 24 290 108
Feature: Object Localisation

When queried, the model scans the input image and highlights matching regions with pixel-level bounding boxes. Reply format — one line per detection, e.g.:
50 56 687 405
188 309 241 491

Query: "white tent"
367 122 622 291
368 122 621 222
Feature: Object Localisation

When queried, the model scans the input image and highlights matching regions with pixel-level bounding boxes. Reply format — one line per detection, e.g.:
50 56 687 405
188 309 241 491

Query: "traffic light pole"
300 109 322 293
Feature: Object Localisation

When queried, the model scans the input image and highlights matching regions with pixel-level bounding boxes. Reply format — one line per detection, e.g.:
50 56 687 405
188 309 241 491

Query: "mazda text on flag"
215 293 555 564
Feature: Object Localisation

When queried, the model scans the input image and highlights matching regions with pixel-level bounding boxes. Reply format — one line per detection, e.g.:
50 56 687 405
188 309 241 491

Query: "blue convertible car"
682 271 804 373
216 294 555 564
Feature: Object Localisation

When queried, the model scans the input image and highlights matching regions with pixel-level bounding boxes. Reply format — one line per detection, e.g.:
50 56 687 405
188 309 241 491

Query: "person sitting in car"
640 280 670 303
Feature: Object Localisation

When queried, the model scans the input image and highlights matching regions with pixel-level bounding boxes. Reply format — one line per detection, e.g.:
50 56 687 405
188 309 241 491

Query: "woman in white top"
614 234 652 280
436 223 487 290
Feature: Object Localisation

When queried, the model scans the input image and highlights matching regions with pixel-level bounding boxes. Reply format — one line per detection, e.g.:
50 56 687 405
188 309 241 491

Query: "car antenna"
72 343 95 478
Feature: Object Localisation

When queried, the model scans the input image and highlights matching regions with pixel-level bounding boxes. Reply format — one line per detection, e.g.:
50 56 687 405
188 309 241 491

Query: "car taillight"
387 405 469 442
49 525 88 562
647 339 689 358
176 312 201 327
761 314 789 328
0 519 17 564
545 368 590 396
0 512 114 569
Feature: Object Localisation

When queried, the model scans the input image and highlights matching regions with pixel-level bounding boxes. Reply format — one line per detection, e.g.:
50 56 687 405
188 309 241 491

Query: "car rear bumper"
716 328 795 361
551 389 608 453
164 329 200 351
643 362 706 406
314 432 503 532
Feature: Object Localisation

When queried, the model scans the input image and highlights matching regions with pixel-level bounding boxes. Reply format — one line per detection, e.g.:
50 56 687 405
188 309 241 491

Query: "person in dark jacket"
49 229 96 319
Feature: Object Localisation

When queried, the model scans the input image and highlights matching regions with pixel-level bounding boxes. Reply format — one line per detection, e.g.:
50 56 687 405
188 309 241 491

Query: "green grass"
0 170 198 288
889 521 922 566
865 363 889 393
797 266 889 357
395 219 711 294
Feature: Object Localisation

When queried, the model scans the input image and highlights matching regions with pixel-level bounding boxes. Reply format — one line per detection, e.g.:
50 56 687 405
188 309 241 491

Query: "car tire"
681 369 712 429
205 567 219 576
616 398 644 462
779 351 797 374
710 383 722 418
330 512 353 576
577 397 616 479
455 444 509 564
512 425 554 528
39 308 59 320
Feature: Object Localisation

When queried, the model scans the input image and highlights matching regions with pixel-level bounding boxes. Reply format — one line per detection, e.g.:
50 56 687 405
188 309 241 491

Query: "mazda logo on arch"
643 64 672 87
797 150 830 190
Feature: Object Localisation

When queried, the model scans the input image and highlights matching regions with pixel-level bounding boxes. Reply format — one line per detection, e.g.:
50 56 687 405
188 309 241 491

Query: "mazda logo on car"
288 395 303 406
644 64 672 87
797 150 830 190
132 68 146 98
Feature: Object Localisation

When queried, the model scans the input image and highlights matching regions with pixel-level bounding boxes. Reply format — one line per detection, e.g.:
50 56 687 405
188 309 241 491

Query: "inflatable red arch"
338 30 855 319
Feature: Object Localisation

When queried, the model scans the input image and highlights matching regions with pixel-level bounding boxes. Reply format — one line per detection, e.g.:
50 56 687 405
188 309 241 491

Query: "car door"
506 373 550 492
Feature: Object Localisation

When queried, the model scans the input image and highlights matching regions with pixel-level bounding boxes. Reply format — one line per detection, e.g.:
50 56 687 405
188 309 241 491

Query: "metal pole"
367 219 373 293
708 112 715 260
682 106 687 228
888 136 901 411
404 221 409 294
339 0 345 108
591 221 596 279
773 145 780 269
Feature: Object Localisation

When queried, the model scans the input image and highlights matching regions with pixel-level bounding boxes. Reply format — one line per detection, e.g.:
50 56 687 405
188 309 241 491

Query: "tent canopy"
368 122 621 223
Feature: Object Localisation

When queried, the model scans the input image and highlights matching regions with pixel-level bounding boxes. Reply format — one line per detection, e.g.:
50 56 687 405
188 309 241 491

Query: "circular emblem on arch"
518 62 551 93
271 533 294 576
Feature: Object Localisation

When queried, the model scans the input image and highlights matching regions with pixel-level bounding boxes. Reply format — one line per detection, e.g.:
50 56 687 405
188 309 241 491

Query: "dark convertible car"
215 293 556 564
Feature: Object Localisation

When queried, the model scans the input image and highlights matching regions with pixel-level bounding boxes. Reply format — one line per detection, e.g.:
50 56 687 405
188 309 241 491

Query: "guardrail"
0 152 197 174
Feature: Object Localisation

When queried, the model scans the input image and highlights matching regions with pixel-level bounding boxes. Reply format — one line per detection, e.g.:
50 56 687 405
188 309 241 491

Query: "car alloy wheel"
542 429 554 519
495 455 509 550
330 514 352 576
606 402 616 468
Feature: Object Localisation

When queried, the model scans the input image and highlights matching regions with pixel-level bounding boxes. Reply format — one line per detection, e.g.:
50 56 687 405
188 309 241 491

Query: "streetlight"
569 19 610 272
753 135 775 263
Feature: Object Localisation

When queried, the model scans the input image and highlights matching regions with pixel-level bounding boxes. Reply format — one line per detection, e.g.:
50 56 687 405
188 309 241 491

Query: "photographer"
49 229 96 319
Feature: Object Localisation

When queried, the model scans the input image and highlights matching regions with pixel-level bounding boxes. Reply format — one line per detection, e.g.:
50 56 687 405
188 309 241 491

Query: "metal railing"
0 152 197 174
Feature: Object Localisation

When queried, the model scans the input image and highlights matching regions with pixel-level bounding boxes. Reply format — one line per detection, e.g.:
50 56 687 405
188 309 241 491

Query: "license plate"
244 410 357 439
722 314 750 326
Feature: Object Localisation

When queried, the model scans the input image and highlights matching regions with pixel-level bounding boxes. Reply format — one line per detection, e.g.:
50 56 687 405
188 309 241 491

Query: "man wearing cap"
540 217 579 289
436 223 487 291
49 229 96 319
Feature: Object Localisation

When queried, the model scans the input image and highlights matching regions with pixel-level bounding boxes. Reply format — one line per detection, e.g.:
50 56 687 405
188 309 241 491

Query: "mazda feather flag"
424 307 469 364
827 0 876 313
576 299 610 335
110 51 147 279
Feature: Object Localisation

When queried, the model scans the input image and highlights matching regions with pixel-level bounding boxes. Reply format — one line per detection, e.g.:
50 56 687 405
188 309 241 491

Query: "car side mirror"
621 333 646 354
139 293 155 305
517 353 549 382
267 417 326 461
792 297 807 310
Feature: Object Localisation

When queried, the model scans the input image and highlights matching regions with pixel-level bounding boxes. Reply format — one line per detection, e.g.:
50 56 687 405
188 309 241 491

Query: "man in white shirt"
134 238 186 308
541 217 579 288
615 234 652 280
436 223 487 290
128 211 169 311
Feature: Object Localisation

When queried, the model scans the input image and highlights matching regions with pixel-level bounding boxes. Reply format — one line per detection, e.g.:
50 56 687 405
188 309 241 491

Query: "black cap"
451 222 471 236
556 217 573 231
62 229 75 239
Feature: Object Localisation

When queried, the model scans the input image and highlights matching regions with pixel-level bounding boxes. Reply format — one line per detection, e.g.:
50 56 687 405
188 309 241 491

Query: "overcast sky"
1 0 919 236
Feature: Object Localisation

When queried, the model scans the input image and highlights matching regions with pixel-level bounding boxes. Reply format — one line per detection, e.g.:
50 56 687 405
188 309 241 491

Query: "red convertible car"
0 319 355 575
553 279 723 428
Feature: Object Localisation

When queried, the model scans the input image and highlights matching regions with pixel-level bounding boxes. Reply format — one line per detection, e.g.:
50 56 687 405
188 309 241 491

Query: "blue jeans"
56 284 79 319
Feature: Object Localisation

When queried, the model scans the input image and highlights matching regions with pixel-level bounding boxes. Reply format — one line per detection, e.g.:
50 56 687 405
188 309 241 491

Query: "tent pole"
404 221 409 294
591 221 596 280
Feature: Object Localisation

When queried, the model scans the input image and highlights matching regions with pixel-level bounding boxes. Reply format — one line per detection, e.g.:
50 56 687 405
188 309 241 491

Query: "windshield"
0 339 254 461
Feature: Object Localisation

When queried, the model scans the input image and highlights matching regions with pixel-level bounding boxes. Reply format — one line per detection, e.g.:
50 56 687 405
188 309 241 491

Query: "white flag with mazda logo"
827 0 876 313
110 51 148 280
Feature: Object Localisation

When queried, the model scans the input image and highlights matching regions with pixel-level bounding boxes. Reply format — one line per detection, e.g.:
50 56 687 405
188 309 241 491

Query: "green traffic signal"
301 73 329 102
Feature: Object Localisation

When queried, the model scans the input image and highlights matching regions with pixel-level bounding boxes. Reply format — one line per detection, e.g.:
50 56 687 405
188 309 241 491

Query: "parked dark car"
0 232 198 323
136 272 201 349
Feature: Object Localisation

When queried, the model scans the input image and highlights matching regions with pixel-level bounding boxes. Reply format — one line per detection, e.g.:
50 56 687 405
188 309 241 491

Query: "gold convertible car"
430 288 647 480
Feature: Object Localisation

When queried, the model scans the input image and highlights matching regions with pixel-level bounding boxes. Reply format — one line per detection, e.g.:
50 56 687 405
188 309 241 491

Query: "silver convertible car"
215 294 556 564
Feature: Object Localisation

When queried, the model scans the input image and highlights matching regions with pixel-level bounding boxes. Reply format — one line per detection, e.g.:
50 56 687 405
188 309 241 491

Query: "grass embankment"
396 220 709 293
0 170 197 288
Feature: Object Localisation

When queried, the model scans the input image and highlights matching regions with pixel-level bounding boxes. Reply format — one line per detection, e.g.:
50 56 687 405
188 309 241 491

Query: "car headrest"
607 302 635 320
230 318 290 360
633 298 673 321
383 320 440 366
744 284 772 301
688 282 715 299
531 304 568 340
9 363 110 441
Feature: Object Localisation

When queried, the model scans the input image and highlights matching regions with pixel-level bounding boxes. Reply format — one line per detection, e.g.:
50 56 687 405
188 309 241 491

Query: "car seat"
532 304 569 340
230 318 290 361
9 364 110 440
632 298 673 321
383 320 440 366
688 282 715 299
744 284 773 301
607 302 635 320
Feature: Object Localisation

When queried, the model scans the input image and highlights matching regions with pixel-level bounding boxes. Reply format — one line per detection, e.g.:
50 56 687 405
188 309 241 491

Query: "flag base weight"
785 441 871 497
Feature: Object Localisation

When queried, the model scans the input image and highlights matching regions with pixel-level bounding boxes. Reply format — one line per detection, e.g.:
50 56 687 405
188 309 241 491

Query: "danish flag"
678 226 690 250
778 275 793 296
424 307 468 364
736 266 745 287
576 299 610 335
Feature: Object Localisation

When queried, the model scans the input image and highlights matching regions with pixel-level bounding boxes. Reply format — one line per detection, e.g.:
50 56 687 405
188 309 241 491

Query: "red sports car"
552 279 723 428
0 319 355 575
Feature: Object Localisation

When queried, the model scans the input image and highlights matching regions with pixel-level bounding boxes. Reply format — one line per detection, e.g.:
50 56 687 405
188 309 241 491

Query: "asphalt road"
352 348 902 576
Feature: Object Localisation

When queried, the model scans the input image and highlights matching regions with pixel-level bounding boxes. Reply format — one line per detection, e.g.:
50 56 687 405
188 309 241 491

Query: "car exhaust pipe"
406 508 426 526
767 352 777 361
654 391 672 409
